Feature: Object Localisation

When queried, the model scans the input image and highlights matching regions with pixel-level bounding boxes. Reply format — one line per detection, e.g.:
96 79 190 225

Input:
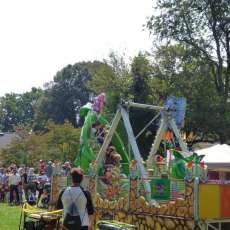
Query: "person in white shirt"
9 169 21 204
60 167 94 230
25 168 37 201
37 171 48 202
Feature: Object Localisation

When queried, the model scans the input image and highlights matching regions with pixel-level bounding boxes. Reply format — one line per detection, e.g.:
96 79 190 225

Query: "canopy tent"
196 144 230 171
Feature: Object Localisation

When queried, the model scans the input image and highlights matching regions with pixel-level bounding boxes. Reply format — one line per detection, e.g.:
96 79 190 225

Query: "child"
38 189 50 209
27 189 36 205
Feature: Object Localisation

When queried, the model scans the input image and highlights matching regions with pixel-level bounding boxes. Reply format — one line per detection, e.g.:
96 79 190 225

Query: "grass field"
0 203 22 230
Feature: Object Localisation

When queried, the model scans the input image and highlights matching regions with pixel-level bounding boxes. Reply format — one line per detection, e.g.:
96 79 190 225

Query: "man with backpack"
56 167 94 230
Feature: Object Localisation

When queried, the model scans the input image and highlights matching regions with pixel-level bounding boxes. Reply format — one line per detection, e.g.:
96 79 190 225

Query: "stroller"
37 183 51 209
28 190 36 206
20 202 62 230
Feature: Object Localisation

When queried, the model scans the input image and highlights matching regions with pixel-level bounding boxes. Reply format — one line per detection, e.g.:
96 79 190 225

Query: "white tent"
196 144 230 171
195 144 230 171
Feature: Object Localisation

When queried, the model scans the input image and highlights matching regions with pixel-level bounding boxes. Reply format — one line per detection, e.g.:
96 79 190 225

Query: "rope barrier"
22 203 62 215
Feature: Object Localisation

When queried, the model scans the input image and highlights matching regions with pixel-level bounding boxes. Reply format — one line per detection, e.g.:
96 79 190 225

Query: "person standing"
46 161 53 181
18 165 26 204
59 167 94 230
26 168 37 201
38 160 46 174
0 168 4 202
37 171 48 203
61 162 71 177
4 169 10 203
9 168 21 205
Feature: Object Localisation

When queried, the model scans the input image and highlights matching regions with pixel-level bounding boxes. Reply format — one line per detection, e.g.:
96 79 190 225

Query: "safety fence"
50 175 186 208
91 175 185 203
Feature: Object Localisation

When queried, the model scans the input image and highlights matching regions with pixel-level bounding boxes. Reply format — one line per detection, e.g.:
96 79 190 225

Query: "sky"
0 0 154 96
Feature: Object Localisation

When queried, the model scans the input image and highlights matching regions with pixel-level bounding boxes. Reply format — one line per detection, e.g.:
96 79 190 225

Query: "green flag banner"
151 178 170 200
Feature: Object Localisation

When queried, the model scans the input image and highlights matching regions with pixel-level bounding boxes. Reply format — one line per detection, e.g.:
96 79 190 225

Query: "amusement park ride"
21 94 230 230
74 94 230 230
94 99 190 201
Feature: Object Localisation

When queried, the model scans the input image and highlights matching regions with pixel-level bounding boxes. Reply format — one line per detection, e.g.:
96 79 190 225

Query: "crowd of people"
0 161 95 229
0 160 72 207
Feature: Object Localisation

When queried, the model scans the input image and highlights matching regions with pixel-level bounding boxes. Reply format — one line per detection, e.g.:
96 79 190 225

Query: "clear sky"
0 0 154 96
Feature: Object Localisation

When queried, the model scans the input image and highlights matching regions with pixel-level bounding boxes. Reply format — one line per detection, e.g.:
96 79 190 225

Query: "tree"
88 52 159 157
151 44 223 141
147 0 230 142
0 88 43 132
87 52 132 113
128 53 160 158
148 0 230 98
0 121 80 167
34 62 104 129
130 52 152 103
20 88 43 125
0 93 20 131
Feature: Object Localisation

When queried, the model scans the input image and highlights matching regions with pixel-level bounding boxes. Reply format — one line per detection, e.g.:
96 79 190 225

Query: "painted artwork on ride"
150 178 170 200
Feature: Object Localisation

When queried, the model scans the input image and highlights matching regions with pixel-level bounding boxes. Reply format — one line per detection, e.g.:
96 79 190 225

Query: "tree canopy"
152 44 224 140
147 0 230 99
34 61 105 129
1 38 230 166
0 121 80 167
0 88 43 132
147 0 230 142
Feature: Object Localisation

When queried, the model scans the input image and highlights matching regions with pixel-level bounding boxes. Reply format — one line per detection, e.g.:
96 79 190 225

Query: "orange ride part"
221 185 230 218
163 130 173 140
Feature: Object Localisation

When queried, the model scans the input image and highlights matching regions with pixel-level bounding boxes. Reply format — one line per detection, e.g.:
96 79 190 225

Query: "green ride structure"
74 107 130 175
74 94 193 201
72 94 230 230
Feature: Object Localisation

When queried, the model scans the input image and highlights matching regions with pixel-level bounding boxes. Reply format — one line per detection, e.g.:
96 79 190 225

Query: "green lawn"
0 203 22 230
